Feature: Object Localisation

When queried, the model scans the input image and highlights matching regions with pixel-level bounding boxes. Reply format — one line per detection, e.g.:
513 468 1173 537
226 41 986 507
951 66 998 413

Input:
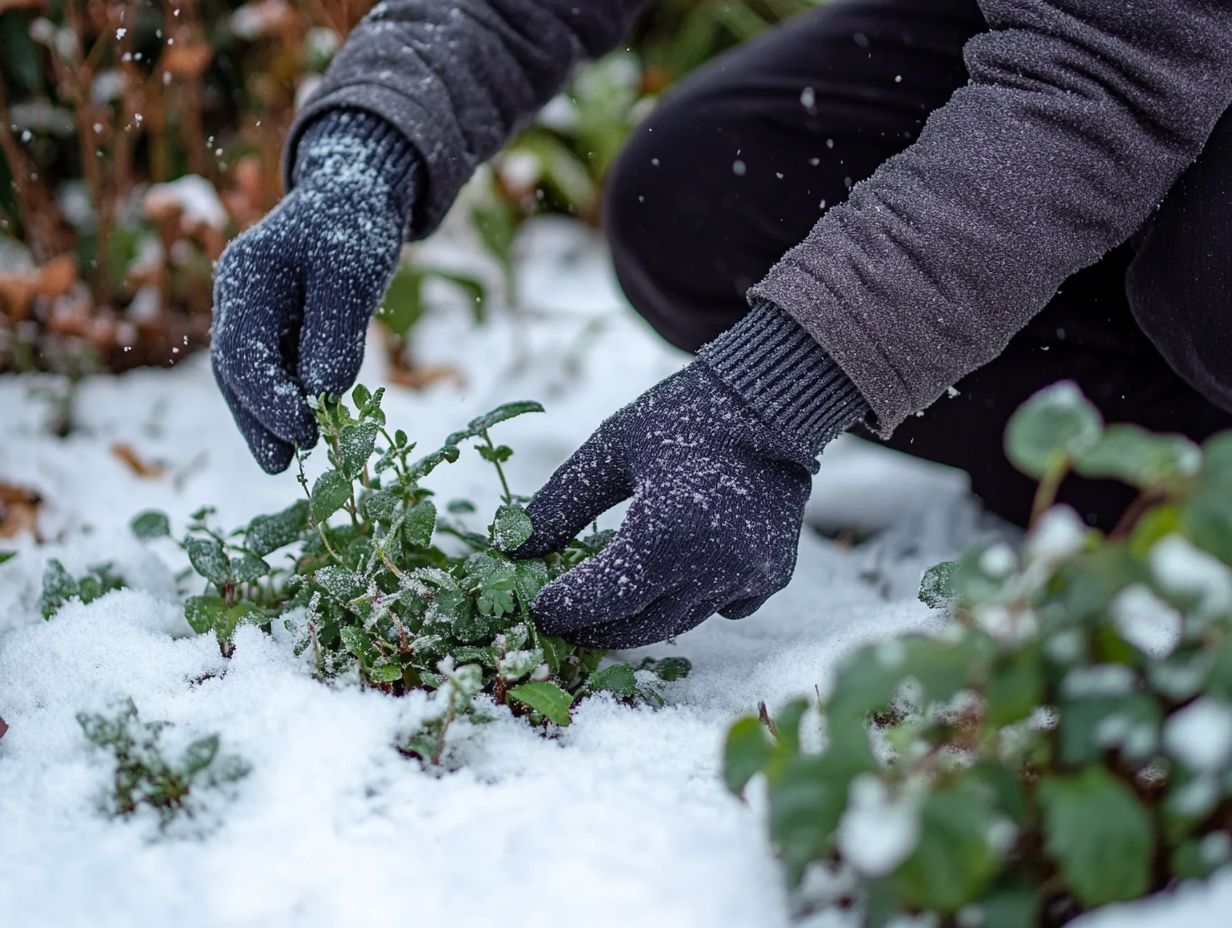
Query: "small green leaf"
895 784 997 914
0 551 15 565
984 646 1043 727
508 681 574 726
514 560 550 607
338 421 379 479
39 559 79 619
244 501 309 556
1039 766 1153 907
184 595 226 634
1181 433 1232 562
587 664 638 698
918 560 957 609
462 401 545 439
404 499 437 548
231 554 271 583
310 470 352 523
1005 382 1103 479
643 656 692 681
492 504 534 551
185 537 231 586
182 735 220 774
370 664 404 683
130 510 171 540
1074 424 1201 490
351 384 372 409
723 716 774 794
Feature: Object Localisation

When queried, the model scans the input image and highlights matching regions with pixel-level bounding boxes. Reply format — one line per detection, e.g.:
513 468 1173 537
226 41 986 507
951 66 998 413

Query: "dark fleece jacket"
284 0 1232 433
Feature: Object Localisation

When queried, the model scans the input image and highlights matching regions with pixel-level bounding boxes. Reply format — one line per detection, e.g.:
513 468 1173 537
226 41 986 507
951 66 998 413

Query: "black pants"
604 0 1232 532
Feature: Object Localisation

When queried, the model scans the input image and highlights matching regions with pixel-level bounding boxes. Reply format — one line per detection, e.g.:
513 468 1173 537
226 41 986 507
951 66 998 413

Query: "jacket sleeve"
284 0 647 239
750 0 1232 435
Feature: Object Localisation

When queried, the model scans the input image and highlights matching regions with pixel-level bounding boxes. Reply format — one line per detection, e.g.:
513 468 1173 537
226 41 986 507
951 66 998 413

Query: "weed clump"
726 383 1232 925
77 699 249 829
132 385 687 759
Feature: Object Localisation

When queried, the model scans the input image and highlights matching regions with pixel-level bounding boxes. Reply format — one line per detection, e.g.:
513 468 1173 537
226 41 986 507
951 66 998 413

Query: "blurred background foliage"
0 0 822 379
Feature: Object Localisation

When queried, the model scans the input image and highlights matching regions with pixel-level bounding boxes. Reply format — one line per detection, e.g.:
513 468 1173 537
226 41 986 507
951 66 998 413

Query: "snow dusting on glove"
515 302 869 647
211 109 420 473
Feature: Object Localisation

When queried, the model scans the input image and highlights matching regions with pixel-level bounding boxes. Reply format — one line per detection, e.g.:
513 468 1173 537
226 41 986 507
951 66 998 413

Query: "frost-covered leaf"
370 664 403 683
1005 382 1103 479
310 470 351 523
185 537 231 585
407 445 460 481
1039 766 1153 907
313 565 366 602
181 735 219 775
130 510 171 540
338 421 379 479
507 681 573 726
404 499 437 548
918 560 957 609
38 558 78 619
244 501 309 556
466 552 518 618
184 596 260 640
446 401 546 445
492 504 533 552
231 554 271 583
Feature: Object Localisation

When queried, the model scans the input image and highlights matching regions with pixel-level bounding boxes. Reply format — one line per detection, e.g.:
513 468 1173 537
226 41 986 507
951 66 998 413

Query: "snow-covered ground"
0 218 1225 926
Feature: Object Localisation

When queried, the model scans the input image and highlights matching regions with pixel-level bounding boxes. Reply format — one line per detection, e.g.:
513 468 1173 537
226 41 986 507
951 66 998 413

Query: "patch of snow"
1112 584 1183 658
1164 698 1232 773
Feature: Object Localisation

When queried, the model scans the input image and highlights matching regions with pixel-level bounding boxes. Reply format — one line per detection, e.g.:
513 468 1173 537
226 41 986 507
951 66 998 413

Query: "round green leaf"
130 510 171 540
1004 382 1103 479
1039 766 1153 907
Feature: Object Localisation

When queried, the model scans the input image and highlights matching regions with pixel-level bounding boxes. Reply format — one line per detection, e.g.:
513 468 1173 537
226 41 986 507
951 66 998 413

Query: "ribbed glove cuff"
700 301 869 457
294 109 422 234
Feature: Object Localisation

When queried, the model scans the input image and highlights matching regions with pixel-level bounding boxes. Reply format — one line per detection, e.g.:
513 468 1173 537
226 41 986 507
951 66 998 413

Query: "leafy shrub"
78 698 249 828
1 0 820 377
724 383 1232 926
133 385 687 761
38 558 125 619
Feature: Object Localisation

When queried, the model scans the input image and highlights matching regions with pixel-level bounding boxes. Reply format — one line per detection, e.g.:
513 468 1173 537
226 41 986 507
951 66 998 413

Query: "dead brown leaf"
0 715 8 741
111 443 167 479
0 482 42 540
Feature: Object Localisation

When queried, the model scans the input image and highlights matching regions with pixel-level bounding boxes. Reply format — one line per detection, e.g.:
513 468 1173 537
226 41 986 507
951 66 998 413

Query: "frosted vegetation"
119 384 689 768
725 383 1232 925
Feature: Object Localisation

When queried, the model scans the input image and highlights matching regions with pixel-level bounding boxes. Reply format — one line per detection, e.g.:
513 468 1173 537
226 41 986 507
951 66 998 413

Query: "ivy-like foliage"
78 699 249 828
38 559 125 619
131 386 687 762
725 383 1232 926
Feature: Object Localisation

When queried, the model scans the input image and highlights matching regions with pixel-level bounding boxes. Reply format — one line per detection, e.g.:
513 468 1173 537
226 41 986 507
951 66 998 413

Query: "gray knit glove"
515 302 869 648
212 110 420 473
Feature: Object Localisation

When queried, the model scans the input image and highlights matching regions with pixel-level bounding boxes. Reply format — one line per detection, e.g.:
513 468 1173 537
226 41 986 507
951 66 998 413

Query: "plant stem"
482 431 514 505
1030 460 1069 528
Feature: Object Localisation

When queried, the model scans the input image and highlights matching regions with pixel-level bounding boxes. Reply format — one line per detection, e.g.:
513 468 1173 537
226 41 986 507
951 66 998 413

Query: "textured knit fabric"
289 0 1232 433
213 109 421 473
514 362 817 648
700 301 868 458
283 1 647 240
598 0 1232 532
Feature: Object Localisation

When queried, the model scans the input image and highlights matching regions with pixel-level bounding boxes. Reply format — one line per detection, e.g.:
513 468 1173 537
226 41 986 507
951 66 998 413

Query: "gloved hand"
515 303 869 648
211 110 420 473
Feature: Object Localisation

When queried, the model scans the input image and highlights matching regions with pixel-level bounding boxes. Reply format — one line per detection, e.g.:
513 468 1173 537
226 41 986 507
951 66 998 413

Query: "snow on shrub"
725 382 1232 925
127 385 687 765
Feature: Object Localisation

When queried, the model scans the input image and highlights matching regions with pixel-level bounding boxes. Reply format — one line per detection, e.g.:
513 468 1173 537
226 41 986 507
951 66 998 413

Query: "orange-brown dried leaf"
0 483 43 540
110 443 167 479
